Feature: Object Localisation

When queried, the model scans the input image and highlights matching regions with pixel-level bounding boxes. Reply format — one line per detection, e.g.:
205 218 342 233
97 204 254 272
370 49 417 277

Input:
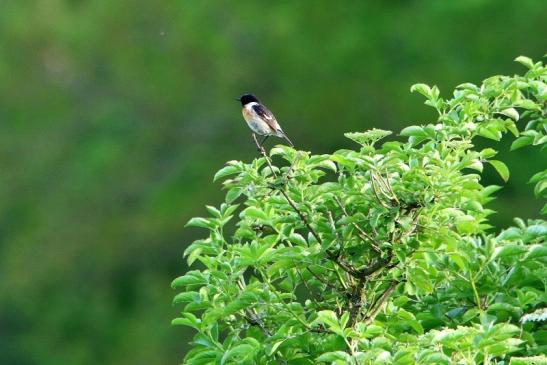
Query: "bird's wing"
252 104 280 132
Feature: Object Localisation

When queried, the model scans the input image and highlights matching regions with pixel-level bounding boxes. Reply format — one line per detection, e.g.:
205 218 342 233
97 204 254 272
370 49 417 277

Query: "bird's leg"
261 135 269 146
252 133 266 154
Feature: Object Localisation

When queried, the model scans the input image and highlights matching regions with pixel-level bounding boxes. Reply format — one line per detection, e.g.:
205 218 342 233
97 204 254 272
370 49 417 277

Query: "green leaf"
488 160 510 182
186 350 219 365
288 233 307 246
419 352 451 365
268 340 285 356
500 108 519 121
511 135 534 150
226 187 243 204
478 126 502 141
205 205 221 218
534 180 547 197
525 224 547 241
171 313 201 330
316 310 343 336
514 56 535 69
316 351 353 362
171 271 208 288
316 159 338 172
173 291 200 304
462 308 480 323
393 296 409 307
494 244 527 259
514 99 541 110
524 245 547 260
213 164 240 182
400 126 427 138
221 344 255 365
241 206 268 220
529 170 547 184
186 217 216 230
410 83 432 98
480 148 497 158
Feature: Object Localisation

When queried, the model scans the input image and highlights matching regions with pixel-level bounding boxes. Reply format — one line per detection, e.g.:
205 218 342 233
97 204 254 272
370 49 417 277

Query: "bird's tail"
279 130 294 147
282 133 294 147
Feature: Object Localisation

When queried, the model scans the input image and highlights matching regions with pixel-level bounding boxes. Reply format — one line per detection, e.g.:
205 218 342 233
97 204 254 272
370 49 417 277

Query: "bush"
172 56 546 364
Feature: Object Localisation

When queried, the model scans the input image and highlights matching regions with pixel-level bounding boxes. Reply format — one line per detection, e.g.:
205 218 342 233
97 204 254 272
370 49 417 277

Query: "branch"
343 246 394 279
348 278 366 326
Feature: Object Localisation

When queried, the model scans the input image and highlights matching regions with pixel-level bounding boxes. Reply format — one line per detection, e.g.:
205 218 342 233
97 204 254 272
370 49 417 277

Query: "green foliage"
173 57 547 364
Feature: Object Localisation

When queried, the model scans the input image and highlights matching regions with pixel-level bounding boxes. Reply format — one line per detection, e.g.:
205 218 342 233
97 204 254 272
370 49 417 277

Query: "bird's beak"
234 97 240 101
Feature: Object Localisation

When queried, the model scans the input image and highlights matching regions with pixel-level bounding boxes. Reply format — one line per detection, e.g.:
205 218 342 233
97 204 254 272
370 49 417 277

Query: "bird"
237 93 294 147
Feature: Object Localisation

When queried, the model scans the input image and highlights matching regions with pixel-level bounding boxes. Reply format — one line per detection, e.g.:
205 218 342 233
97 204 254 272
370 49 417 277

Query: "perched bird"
237 93 294 147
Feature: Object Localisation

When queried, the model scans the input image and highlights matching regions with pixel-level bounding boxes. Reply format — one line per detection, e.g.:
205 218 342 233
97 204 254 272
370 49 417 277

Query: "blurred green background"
0 1 545 364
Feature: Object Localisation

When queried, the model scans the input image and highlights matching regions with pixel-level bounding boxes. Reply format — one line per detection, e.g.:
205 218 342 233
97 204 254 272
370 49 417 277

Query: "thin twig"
332 265 350 290
278 189 321 245
364 280 398 324
380 169 399 204
370 176 391 209
262 274 311 329
306 267 340 291
373 170 399 205
253 133 278 178
333 197 381 253
399 209 422 239
295 266 322 307
237 278 272 336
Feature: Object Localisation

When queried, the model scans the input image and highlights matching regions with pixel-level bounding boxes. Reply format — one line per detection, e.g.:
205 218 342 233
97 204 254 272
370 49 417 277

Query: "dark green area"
0 1 545 364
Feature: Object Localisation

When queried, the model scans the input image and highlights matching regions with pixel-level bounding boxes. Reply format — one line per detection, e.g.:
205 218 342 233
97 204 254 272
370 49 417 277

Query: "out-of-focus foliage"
174 58 546 364
1 1 546 364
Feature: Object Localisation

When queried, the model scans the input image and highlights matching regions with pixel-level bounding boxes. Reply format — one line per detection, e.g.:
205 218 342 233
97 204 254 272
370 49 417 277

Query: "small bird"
237 93 294 147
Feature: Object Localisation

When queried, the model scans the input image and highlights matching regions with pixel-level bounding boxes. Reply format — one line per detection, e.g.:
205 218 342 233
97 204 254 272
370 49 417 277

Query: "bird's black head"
237 93 259 106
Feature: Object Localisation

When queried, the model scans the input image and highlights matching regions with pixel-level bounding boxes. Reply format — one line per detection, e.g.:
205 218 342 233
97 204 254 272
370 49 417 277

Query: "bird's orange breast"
242 107 253 122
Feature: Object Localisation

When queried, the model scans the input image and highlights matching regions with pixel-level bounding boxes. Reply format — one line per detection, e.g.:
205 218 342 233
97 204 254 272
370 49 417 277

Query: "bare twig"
253 133 278 178
373 170 399 205
370 176 391 209
306 267 340 291
364 280 398 324
295 267 322 307
381 169 399 204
